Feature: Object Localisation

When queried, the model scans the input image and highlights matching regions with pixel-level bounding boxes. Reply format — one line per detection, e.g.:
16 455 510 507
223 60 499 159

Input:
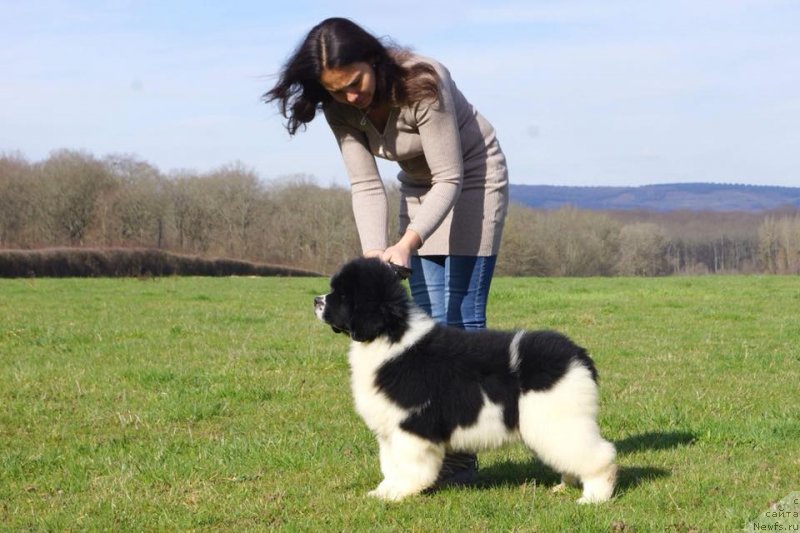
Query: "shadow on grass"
615 430 697 455
476 458 561 490
476 461 670 497
613 430 696 496
614 465 670 496
472 431 695 495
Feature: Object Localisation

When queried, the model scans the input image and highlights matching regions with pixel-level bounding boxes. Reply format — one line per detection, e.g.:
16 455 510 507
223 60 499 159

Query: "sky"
1 0 798 188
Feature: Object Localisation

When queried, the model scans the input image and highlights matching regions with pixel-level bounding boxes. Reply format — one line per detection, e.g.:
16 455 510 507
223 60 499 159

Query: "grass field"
1 275 798 531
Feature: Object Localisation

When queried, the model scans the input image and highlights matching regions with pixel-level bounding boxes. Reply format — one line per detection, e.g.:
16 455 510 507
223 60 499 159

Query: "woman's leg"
444 255 498 330
409 256 447 323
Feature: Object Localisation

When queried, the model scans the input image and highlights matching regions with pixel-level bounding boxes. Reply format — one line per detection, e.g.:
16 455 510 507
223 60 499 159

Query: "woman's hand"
380 230 422 269
363 249 385 259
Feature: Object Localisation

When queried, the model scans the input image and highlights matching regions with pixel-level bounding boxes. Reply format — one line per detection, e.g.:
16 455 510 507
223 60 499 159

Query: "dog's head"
314 257 409 343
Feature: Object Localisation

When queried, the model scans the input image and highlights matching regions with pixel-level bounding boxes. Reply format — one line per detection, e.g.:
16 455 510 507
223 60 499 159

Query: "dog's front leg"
375 435 397 482
367 435 397 500
367 430 444 502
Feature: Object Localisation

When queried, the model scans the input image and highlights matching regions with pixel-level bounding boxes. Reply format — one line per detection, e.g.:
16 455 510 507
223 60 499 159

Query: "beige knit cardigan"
323 55 509 256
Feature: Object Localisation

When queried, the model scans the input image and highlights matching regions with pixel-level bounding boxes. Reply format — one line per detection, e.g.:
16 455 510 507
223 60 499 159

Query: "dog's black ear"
349 306 384 342
349 295 408 342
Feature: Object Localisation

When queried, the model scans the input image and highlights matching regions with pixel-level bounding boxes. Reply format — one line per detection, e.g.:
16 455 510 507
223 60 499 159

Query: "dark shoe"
435 452 478 487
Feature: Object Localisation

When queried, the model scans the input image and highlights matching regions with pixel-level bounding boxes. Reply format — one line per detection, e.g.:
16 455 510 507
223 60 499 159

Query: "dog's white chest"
348 342 408 436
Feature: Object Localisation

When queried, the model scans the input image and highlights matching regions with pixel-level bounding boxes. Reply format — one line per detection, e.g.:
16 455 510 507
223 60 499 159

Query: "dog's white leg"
577 463 617 504
522 413 616 503
518 363 616 504
377 435 394 479
367 430 444 502
368 435 399 497
368 434 403 500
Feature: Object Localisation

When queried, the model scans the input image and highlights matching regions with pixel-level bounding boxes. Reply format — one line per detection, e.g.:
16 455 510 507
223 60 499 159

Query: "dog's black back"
374 323 596 444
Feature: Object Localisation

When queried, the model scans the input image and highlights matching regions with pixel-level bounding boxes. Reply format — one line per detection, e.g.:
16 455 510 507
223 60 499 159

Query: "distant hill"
510 183 800 212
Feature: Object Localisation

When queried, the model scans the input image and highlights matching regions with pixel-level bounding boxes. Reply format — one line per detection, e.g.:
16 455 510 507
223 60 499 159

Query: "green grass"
1 275 798 531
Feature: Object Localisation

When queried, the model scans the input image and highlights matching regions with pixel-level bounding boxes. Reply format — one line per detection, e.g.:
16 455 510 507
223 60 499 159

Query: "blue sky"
1 0 798 187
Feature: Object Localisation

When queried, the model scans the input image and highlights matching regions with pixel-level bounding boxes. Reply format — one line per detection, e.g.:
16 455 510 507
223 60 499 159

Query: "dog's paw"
367 487 404 502
577 495 609 505
367 481 419 502
368 481 395 501
577 465 616 504
367 488 384 500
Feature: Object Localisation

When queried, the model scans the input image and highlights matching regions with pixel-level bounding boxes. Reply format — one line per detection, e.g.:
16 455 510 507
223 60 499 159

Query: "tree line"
2 149 799 276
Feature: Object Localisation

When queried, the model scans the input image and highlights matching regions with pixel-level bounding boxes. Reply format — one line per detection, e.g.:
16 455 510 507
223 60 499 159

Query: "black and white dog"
314 257 616 503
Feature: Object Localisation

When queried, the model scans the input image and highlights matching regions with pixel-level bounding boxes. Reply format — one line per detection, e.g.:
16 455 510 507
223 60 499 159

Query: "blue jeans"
409 255 497 330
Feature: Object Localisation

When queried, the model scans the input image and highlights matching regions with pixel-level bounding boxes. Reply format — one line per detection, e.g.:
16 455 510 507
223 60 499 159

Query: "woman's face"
320 62 376 110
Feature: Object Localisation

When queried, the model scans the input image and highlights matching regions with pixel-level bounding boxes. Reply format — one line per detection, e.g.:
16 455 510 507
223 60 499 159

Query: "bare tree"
170 173 218 253
4 148 800 277
759 214 800 274
496 204 549 276
778 215 800 274
37 150 114 245
617 222 668 276
497 205 620 276
103 155 171 248
0 153 33 246
533 207 620 276
256 175 360 273
204 163 263 258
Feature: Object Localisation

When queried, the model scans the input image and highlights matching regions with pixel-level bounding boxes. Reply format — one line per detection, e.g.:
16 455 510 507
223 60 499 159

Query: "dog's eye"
330 292 345 303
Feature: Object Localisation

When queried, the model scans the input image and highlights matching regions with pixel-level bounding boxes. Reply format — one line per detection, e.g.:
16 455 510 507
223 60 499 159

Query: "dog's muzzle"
314 294 346 335
314 295 325 320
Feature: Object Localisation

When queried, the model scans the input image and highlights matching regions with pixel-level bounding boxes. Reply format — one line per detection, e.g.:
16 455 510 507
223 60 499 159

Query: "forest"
1 149 799 276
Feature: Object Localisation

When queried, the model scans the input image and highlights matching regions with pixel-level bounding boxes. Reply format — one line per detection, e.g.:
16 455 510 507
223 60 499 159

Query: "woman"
265 17 509 482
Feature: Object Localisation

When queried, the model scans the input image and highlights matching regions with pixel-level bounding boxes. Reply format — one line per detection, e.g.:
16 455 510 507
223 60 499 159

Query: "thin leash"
389 263 412 280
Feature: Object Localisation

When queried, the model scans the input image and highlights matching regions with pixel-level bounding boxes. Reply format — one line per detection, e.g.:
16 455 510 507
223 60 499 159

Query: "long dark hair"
263 18 440 135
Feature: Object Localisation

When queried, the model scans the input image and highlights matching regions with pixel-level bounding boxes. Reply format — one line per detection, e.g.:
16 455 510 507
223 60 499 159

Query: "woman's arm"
405 62 464 247
324 106 389 256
